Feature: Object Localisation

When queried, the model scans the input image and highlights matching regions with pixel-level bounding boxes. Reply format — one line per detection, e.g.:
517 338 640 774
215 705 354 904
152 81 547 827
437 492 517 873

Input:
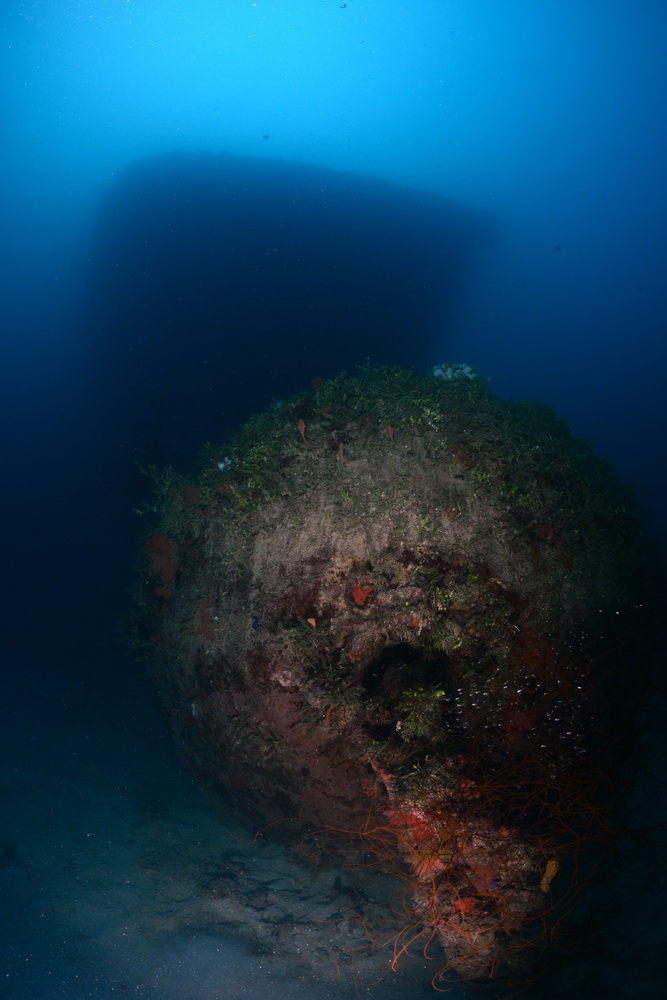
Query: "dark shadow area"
86 150 495 469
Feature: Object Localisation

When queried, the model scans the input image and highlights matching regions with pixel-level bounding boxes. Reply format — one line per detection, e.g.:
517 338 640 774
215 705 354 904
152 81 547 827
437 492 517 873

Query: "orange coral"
352 582 374 606
452 896 479 916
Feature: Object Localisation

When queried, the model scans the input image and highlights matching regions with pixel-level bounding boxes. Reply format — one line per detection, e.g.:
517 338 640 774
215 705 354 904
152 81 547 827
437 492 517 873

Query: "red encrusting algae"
146 533 177 600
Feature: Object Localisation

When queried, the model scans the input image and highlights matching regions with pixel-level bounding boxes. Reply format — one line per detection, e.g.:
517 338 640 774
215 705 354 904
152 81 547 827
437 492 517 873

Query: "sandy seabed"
0 650 437 1000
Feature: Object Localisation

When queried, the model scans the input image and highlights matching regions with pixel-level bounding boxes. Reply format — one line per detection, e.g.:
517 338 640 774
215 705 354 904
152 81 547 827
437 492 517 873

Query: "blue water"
1 2 665 998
